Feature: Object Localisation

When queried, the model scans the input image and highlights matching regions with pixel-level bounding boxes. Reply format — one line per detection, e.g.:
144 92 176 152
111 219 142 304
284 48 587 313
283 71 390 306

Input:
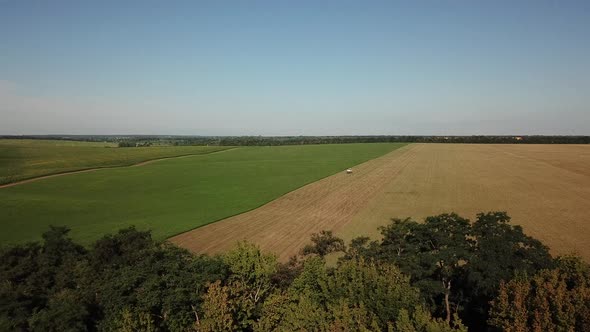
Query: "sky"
1 1 589 136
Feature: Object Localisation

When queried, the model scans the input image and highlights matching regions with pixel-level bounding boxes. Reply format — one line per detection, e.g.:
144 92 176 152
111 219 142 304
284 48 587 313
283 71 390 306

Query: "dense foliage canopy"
1 212 588 331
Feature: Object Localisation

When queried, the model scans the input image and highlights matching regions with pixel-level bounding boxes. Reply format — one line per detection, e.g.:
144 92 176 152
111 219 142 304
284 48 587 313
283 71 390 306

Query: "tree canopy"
343 212 554 330
1 212 587 331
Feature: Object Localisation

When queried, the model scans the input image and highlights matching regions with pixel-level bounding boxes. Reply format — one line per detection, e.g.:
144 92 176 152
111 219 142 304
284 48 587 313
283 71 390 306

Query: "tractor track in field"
169 144 421 261
0 148 237 189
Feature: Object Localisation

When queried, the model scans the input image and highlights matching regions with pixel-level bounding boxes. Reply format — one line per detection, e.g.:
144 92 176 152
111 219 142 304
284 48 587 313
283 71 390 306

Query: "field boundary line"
0 147 238 189
167 143 413 243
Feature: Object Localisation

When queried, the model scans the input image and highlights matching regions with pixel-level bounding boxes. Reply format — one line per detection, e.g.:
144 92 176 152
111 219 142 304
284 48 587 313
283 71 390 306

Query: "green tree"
327 258 421 328
27 289 90 332
395 307 467 332
464 212 552 326
118 141 136 147
201 242 278 330
368 214 472 323
113 308 157 332
348 212 553 330
301 230 346 257
85 227 227 331
256 256 454 331
0 226 87 331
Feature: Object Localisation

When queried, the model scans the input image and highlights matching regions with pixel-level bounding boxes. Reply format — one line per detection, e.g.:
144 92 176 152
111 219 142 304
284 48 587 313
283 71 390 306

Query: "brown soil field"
170 144 590 261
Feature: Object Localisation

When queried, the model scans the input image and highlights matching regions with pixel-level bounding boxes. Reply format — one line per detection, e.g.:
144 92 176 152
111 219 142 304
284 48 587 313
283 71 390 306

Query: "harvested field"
171 144 590 261
342 144 590 259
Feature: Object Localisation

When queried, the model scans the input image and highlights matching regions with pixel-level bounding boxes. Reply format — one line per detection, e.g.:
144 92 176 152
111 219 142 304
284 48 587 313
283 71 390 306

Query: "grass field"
173 144 590 261
0 139 231 185
0 142 405 246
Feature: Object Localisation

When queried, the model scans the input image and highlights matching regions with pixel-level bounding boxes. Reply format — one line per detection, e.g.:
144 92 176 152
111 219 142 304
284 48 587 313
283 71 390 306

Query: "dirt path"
0 148 236 189
169 144 421 261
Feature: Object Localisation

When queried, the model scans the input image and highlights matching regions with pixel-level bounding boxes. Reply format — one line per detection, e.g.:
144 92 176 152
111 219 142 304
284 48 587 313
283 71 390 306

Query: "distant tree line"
117 141 137 147
118 141 152 148
179 135 590 145
1 212 589 331
2 134 589 146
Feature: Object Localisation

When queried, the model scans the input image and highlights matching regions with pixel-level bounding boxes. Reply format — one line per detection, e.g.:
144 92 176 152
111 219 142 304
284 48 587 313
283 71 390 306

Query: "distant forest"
2 134 590 146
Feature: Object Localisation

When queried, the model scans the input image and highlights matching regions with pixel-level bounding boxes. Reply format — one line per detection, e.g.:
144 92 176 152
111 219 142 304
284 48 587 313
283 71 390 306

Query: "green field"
0 139 231 185
0 142 406 245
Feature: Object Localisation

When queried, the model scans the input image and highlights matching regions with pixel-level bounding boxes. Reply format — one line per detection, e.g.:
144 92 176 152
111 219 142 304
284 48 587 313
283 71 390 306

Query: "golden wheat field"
171 144 590 261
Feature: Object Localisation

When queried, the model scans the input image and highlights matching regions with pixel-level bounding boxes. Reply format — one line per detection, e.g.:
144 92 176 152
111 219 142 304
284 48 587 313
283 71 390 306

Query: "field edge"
166 143 409 242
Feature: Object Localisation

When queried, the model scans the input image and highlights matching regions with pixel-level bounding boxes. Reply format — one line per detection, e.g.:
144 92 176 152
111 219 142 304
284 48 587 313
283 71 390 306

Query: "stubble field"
172 144 590 261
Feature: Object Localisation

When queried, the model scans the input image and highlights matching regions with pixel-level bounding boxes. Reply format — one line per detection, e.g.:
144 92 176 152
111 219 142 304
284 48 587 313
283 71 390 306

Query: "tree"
27 289 91 332
83 227 227 331
464 212 552 327
257 256 467 331
301 230 346 257
199 281 234 331
0 215 563 331
395 307 467 332
0 226 87 331
327 258 421 328
347 212 553 331
118 141 136 147
271 256 304 290
114 307 157 332
489 255 590 331
201 242 278 330
363 214 472 323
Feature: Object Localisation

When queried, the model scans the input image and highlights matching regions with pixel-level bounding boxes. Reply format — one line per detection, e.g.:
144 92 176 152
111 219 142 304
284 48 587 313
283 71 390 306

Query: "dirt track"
0 148 235 189
171 144 590 261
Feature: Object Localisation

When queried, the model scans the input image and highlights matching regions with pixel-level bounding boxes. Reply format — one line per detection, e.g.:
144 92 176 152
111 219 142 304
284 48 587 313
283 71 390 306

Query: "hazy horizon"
1 1 589 136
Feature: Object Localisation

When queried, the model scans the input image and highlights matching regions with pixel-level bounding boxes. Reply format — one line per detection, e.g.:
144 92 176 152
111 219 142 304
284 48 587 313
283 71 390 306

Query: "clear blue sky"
1 0 589 135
